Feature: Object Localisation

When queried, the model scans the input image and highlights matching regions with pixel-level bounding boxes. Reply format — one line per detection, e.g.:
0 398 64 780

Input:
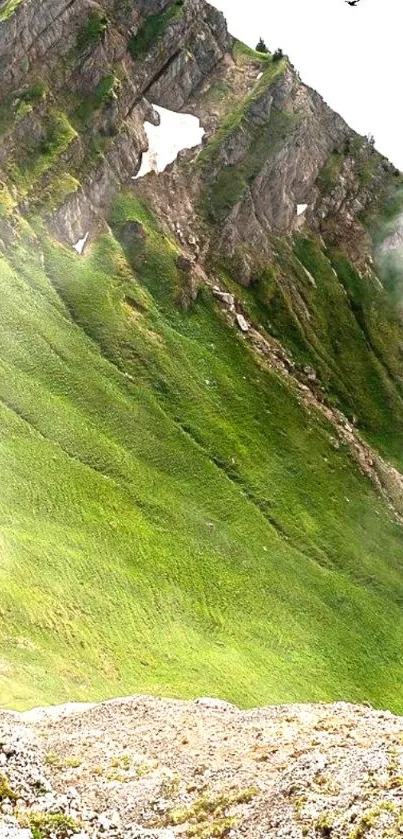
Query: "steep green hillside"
2 196 403 712
214 232 403 471
2 0 403 716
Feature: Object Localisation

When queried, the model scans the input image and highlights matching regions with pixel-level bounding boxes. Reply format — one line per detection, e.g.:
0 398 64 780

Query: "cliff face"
0 0 230 97
0 0 230 240
0 0 398 258
197 66 394 281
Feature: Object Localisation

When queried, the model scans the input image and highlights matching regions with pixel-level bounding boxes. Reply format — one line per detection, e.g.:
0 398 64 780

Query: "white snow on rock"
134 105 204 179
73 232 89 254
297 203 308 216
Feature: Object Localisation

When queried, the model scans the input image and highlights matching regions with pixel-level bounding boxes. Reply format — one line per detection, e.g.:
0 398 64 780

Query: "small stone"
126 829 175 838
176 254 194 272
212 288 235 310
0 818 32 839
235 313 249 333
98 814 112 832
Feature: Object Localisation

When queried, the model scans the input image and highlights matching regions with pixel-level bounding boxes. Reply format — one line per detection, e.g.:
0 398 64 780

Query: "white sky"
211 0 403 170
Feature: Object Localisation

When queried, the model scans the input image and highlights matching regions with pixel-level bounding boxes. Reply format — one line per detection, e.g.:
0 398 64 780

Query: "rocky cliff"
1 0 398 255
0 0 230 241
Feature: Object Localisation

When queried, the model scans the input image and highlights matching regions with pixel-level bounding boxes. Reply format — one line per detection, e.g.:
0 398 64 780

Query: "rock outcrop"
2 696 403 838
0 0 230 98
0 0 231 241
0 0 397 260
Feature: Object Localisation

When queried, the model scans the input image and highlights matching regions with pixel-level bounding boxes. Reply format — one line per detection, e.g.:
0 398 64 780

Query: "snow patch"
297 203 308 216
73 232 89 254
134 105 204 179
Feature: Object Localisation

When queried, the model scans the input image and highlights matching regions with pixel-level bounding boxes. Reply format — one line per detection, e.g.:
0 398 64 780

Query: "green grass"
72 74 121 129
0 182 16 218
317 152 344 195
5 110 77 198
0 81 48 137
0 773 17 802
18 80 48 103
215 232 403 472
77 10 108 52
29 172 80 215
232 39 273 63
293 237 403 468
2 195 403 714
0 0 24 23
19 812 80 839
153 786 258 835
129 0 184 60
318 143 378 196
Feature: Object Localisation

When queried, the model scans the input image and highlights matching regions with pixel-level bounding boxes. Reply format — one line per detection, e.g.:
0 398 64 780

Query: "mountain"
1 0 403 718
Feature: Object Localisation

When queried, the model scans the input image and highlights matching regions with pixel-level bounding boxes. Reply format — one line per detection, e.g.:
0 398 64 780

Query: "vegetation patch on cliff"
196 59 289 221
77 10 108 52
202 107 294 221
197 57 287 171
5 110 77 198
0 0 24 23
129 0 184 60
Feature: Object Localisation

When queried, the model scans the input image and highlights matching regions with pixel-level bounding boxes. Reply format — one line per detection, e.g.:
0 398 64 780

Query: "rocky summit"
2 0 403 834
3 695 403 838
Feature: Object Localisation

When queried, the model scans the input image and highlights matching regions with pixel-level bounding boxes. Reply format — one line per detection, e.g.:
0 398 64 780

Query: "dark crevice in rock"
142 48 183 102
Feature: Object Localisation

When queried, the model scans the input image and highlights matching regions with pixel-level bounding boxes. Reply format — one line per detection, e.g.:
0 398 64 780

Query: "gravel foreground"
1 696 403 838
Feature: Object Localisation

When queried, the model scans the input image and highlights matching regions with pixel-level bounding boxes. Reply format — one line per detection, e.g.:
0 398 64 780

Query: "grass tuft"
129 0 184 59
0 0 24 22
77 10 108 51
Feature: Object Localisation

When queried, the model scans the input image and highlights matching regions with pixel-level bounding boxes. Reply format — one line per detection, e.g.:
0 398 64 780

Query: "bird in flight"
345 0 361 5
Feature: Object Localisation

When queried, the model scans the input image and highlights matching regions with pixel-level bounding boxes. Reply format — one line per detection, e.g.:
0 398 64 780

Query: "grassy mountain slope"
214 232 403 471
2 0 403 715
2 196 403 712
192 47 403 474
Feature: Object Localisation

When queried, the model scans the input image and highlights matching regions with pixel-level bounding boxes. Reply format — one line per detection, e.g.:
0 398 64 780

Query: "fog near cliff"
213 0 403 171
376 202 403 305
